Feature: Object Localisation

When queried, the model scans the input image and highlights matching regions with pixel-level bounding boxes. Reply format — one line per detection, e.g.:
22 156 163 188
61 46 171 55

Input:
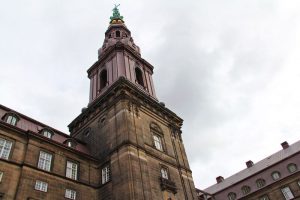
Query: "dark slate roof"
204 140 300 194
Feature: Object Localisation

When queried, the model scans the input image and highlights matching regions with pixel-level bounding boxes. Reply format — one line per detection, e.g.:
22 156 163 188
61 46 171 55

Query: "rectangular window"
102 165 110 184
34 180 48 192
65 189 76 199
0 138 12 159
281 186 294 200
37 151 52 171
0 171 3 182
161 167 169 179
6 115 17 126
66 161 78 180
153 134 163 151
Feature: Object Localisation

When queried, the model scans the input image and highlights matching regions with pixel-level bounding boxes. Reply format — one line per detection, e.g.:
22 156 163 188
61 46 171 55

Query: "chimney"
216 176 224 184
246 160 254 168
281 141 289 149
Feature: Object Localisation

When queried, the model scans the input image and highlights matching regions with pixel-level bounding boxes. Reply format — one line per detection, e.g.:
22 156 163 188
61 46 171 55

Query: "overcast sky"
1 0 300 189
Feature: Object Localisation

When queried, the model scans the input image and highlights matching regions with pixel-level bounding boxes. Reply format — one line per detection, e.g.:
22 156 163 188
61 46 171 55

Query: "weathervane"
110 4 124 24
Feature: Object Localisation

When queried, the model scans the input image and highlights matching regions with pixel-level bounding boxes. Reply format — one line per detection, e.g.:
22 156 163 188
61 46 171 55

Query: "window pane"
288 164 297 173
102 165 110 184
153 135 162 151
65 189 76 199
6 115 17 126
0 138 12 159
161 168 168 179
35 180 48 192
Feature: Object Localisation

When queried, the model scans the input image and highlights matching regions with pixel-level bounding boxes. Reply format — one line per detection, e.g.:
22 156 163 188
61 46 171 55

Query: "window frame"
271 171 281 180
66 160 79 180
281 186 294 200
256 178 266 188
40 129 53 139
37 150 53 172
241 185 251 195
65 189 76 200
287 163 297 173
101 164 111 184
34 180 48 192
153 133 164 151
4 113 19 126
0 137 13 160
227 192 236 200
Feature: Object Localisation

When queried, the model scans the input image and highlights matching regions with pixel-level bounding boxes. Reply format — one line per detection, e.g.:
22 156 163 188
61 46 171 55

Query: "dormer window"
4 113 19 126
135 67 144 87
116 30 120 37
40 128 53 139
65 139 77 148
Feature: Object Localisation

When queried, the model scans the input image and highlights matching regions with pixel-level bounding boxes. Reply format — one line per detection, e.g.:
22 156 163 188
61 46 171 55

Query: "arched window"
287 163 297 173
241 185 251 195
256 178 266 188
271 171 281 180
100 69 108 90
116 30 120 37
227 192 236 200
135 67 144 87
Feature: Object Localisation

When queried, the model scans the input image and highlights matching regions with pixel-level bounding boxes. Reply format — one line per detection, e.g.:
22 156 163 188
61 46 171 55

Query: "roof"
0 104 92 156
204 140 300 194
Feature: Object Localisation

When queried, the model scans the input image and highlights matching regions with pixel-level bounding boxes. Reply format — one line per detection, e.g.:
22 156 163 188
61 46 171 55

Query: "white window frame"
102 165 110 184
34 180 48 192
0 138 13 159
281 186 294 200
66 161 78 180
6 115 18 126
271 171 280 180
0 171 3 183
153 134 163 151
65 189 76 199
37 151 52 171
161 167 169 180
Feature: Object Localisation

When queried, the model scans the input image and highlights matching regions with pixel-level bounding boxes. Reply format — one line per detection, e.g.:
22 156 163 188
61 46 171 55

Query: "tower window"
100 69 108 90
116 30 120 37
135 67 144 87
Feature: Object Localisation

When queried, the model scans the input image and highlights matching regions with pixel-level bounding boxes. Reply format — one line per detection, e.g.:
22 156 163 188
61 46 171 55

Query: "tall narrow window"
0 138 12 159
161 167 169 180
37 151 52 171
135 67 144 87
153 134 163 151
66 161 78 180
35 180 48 192
65 189 76 199
281 186 294 200
102 165 110 184
100 69 108 90
5 114 18 126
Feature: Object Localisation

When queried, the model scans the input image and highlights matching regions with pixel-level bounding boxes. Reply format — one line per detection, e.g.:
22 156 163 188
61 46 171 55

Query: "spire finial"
110 4 124 24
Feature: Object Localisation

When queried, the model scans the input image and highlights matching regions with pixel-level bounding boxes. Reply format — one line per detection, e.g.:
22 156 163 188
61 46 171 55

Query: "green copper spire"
110 4 124 24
